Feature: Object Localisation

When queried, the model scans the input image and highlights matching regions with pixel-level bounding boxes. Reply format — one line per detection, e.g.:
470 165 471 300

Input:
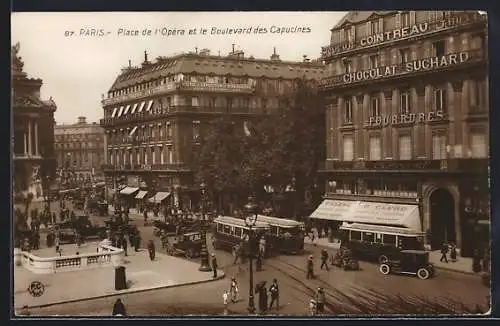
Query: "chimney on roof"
232 44 235 52
303 54 310 63
128 60 132 67
229 44 244 59
77 116 87 124
195 47 198 54
270 47 281 61
144 50 148 63
199 48 211 56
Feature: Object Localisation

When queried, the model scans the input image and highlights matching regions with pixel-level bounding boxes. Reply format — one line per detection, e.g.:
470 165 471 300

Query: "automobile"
378 250 435 280
165 231 203 258
58 228 77 244
152 220 177 237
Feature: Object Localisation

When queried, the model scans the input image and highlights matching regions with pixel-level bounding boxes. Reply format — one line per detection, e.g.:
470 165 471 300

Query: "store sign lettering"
360 23 428 47
368 111 444 127
343 52 469 84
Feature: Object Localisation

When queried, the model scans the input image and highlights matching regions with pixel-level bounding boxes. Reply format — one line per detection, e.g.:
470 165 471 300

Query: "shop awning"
123 104 131 115
310 199 421 231
146 100 154 111
148 192 171 203
116 106 125 117
111 107 118 118
135 190 148 199
129 126 138 136
310 199 357 222
120 187 139 195
130 103 138 114
138 101 146 112
93 181 106 187
339 223 424 237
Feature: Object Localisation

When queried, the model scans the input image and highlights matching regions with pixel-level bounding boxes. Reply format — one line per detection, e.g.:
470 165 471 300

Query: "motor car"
153 219 177 237
378 250 435 280
331 247 360 271
165 231 203 258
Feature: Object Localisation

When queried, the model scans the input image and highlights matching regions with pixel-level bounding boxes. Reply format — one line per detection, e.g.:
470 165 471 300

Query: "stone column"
34 121 39 156
23 133 28 155
103 133 108 164
28 120 32 155
424 85 433 158
416 84 426 158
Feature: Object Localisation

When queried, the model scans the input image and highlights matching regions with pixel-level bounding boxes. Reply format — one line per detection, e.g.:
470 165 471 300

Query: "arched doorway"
429 188 456 250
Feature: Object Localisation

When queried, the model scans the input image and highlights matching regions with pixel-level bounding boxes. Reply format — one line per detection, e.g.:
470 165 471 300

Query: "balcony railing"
319 158 488 173
100 105 254 127
178 81 255 93
102 163 190 172
102 81 255 106
319 48 486 90
321 12 486 59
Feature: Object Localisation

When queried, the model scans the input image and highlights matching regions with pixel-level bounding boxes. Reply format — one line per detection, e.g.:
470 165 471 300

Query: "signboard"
310 200 422 231
309 199 357 220
368 111 444 127
343 52 470 84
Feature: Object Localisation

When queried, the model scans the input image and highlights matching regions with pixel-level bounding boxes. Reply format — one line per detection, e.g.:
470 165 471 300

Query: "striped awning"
135 191 148 199
117 106 125 117
148 192 171 203
120 187 139 195
138 101 146 112
146 100 154 111
130 103 138 114
111 107 118 118
123 104 131 115
129 126 138 136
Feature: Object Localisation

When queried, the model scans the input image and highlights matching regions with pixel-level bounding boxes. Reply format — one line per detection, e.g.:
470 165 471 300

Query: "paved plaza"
14 248 225 310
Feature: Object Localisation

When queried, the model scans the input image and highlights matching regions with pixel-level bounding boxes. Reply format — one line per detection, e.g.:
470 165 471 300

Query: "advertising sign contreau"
343 52 470 84
321 13 483 58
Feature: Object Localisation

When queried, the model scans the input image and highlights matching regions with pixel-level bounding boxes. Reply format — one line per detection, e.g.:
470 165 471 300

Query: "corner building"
12 43 57 200
315 11 488 257
100 47 324 210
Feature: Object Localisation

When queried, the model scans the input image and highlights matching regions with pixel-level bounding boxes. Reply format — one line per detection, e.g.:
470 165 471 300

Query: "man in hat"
269 278 280 310
306 255 314 279
211 253 218 278
316 287 325 314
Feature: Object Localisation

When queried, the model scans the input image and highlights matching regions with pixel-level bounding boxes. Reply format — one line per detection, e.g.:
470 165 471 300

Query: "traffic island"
14 250 225 311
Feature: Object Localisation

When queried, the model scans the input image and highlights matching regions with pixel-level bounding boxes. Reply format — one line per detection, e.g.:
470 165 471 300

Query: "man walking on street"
269 278 280 310
211 253 218 278
307 255 314 279
440 242 449 263
320 249 329 271
147 240 155 261
121 236 128 256
316 287 325 314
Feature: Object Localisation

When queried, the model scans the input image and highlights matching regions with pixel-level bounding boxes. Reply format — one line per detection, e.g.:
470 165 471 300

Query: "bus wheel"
378 255 389 264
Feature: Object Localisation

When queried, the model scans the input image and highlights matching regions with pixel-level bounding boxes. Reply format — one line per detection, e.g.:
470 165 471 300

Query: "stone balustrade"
14 243 125 274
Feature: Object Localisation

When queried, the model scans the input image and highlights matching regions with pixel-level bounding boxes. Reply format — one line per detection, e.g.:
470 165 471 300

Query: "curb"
16 271 226 310
308 242 477 276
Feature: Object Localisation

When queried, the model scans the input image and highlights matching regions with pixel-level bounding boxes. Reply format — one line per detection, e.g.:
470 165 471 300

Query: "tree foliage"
196 78 326 215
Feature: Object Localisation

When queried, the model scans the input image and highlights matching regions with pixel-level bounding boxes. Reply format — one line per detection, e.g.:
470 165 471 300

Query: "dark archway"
429 188 456 250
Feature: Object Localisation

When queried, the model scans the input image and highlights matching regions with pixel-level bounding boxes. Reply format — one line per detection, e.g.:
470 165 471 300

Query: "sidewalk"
14 249 224 309
305 237 476 275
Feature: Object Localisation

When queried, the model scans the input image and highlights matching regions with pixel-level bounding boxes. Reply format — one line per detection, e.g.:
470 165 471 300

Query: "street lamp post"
198 181 212 272
244 196 258 314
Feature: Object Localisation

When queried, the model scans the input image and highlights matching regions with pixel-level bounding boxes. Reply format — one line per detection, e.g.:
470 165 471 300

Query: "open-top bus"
256 215 305 254
212 216 271 256
339 222 425 264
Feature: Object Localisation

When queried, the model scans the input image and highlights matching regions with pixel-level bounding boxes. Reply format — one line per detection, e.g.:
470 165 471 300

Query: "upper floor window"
226 97 233 109
432 40 446 57
400 48 411 64
370 96 380 116
401 12 410 27
344 99 353 123
369 20 382 35
192 121 200 139
166 122 172 138
343 136 354 161
400 90 411 114
343 60 353 73
262 98 268 110
471 34 485 50
369 136 382 160
432 134 447 159
209 97 216 108
242 98 250 109
470 133 488 158
433 87 447 113
398 135 412 160
192 96 199 107
369 55 379 69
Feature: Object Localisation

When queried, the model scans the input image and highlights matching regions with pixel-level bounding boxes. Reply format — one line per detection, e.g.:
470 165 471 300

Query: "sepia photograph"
11 11 490 317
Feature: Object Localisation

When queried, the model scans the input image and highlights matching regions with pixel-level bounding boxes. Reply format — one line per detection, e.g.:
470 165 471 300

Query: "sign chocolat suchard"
343 52 470 83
